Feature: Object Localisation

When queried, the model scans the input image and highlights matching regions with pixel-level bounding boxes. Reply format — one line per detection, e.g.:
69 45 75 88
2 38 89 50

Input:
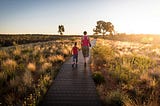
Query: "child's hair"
74 42 77 46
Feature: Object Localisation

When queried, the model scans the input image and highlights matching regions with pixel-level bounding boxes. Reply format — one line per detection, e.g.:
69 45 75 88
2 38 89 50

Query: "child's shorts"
73 54 78 62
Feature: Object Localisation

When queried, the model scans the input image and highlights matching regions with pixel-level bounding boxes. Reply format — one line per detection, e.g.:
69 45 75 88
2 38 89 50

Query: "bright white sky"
0 0 160 35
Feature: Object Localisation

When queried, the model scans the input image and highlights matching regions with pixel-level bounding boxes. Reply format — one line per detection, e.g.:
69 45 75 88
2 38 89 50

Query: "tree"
93 20 115 36
58 25 65 35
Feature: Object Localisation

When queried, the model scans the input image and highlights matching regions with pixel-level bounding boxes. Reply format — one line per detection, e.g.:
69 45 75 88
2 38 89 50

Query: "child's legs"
73 55 76 63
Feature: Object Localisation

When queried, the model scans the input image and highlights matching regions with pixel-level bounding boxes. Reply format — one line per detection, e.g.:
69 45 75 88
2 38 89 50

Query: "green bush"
105 90 128 106
92 71 105 85
91 45 115 67
128 55 155 72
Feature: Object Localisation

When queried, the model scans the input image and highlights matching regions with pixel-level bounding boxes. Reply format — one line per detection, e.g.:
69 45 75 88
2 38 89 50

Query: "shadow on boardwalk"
40 39 101 106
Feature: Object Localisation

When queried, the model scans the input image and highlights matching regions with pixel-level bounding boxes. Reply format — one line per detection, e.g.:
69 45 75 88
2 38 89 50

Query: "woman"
81 31 91 66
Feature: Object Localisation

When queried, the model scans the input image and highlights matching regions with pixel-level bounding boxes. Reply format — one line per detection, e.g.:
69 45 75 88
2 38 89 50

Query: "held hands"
89 43 91 47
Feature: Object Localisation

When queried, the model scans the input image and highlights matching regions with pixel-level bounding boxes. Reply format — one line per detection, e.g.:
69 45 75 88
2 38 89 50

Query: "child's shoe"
72 63 75 68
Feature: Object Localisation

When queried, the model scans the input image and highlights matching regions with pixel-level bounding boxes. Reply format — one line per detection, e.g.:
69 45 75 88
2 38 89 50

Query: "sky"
0 0 160 35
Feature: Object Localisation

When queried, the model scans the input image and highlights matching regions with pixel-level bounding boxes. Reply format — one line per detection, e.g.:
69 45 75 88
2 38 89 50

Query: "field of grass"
0 34 81 47
91 34 160 106
94 34 160 44
0 36 81 105
1 34 160 106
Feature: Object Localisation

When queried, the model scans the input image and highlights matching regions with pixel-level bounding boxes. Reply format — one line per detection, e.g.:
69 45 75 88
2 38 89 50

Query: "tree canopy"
58 25 65 35
93 20 115 35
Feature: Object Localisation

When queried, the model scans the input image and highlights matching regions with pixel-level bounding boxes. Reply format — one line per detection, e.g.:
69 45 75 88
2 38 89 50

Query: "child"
72 42 78 67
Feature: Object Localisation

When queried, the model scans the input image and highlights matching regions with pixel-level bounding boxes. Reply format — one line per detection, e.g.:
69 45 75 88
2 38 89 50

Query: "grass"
92 71 105 85
0 34 82 47
27 63 36 72
23 70 33 88
91 35 160 106
0 36 81 105
41 62 52 74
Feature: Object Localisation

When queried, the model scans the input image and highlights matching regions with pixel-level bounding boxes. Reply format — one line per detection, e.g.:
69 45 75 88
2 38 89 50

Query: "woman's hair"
83 31 87 35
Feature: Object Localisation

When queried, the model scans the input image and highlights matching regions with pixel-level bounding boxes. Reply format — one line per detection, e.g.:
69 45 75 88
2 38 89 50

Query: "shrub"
56 55 65 63
0 72 5 87
40 62 52 74
62 48 70 57
4 93 16 105
23 71 33 88
2 59 17 79
2 59 17 71
48 55 64 63
0 50 9 60
13 47 21 56
48 55 57 63
91 45 115 68
128 55 155 72
9 77 18 88
92 71 105 85
39 55 45 64
105 90 129 106
27 63 36 72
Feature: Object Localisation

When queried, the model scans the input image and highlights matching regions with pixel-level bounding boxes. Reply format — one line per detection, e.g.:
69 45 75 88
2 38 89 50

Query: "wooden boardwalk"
40 39 101 106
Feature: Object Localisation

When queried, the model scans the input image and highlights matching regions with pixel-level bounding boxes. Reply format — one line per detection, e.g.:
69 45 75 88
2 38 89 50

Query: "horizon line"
0 33 160 35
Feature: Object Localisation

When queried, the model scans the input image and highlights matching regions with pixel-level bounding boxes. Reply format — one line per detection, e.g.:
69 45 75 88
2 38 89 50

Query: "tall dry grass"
0 36 81 105
23 70 33 88
91 38 160 106
27 63 36 72
2 59 17 78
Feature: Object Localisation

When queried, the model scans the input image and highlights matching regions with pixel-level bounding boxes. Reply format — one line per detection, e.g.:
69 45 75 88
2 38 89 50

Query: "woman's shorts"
82 46 89 57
